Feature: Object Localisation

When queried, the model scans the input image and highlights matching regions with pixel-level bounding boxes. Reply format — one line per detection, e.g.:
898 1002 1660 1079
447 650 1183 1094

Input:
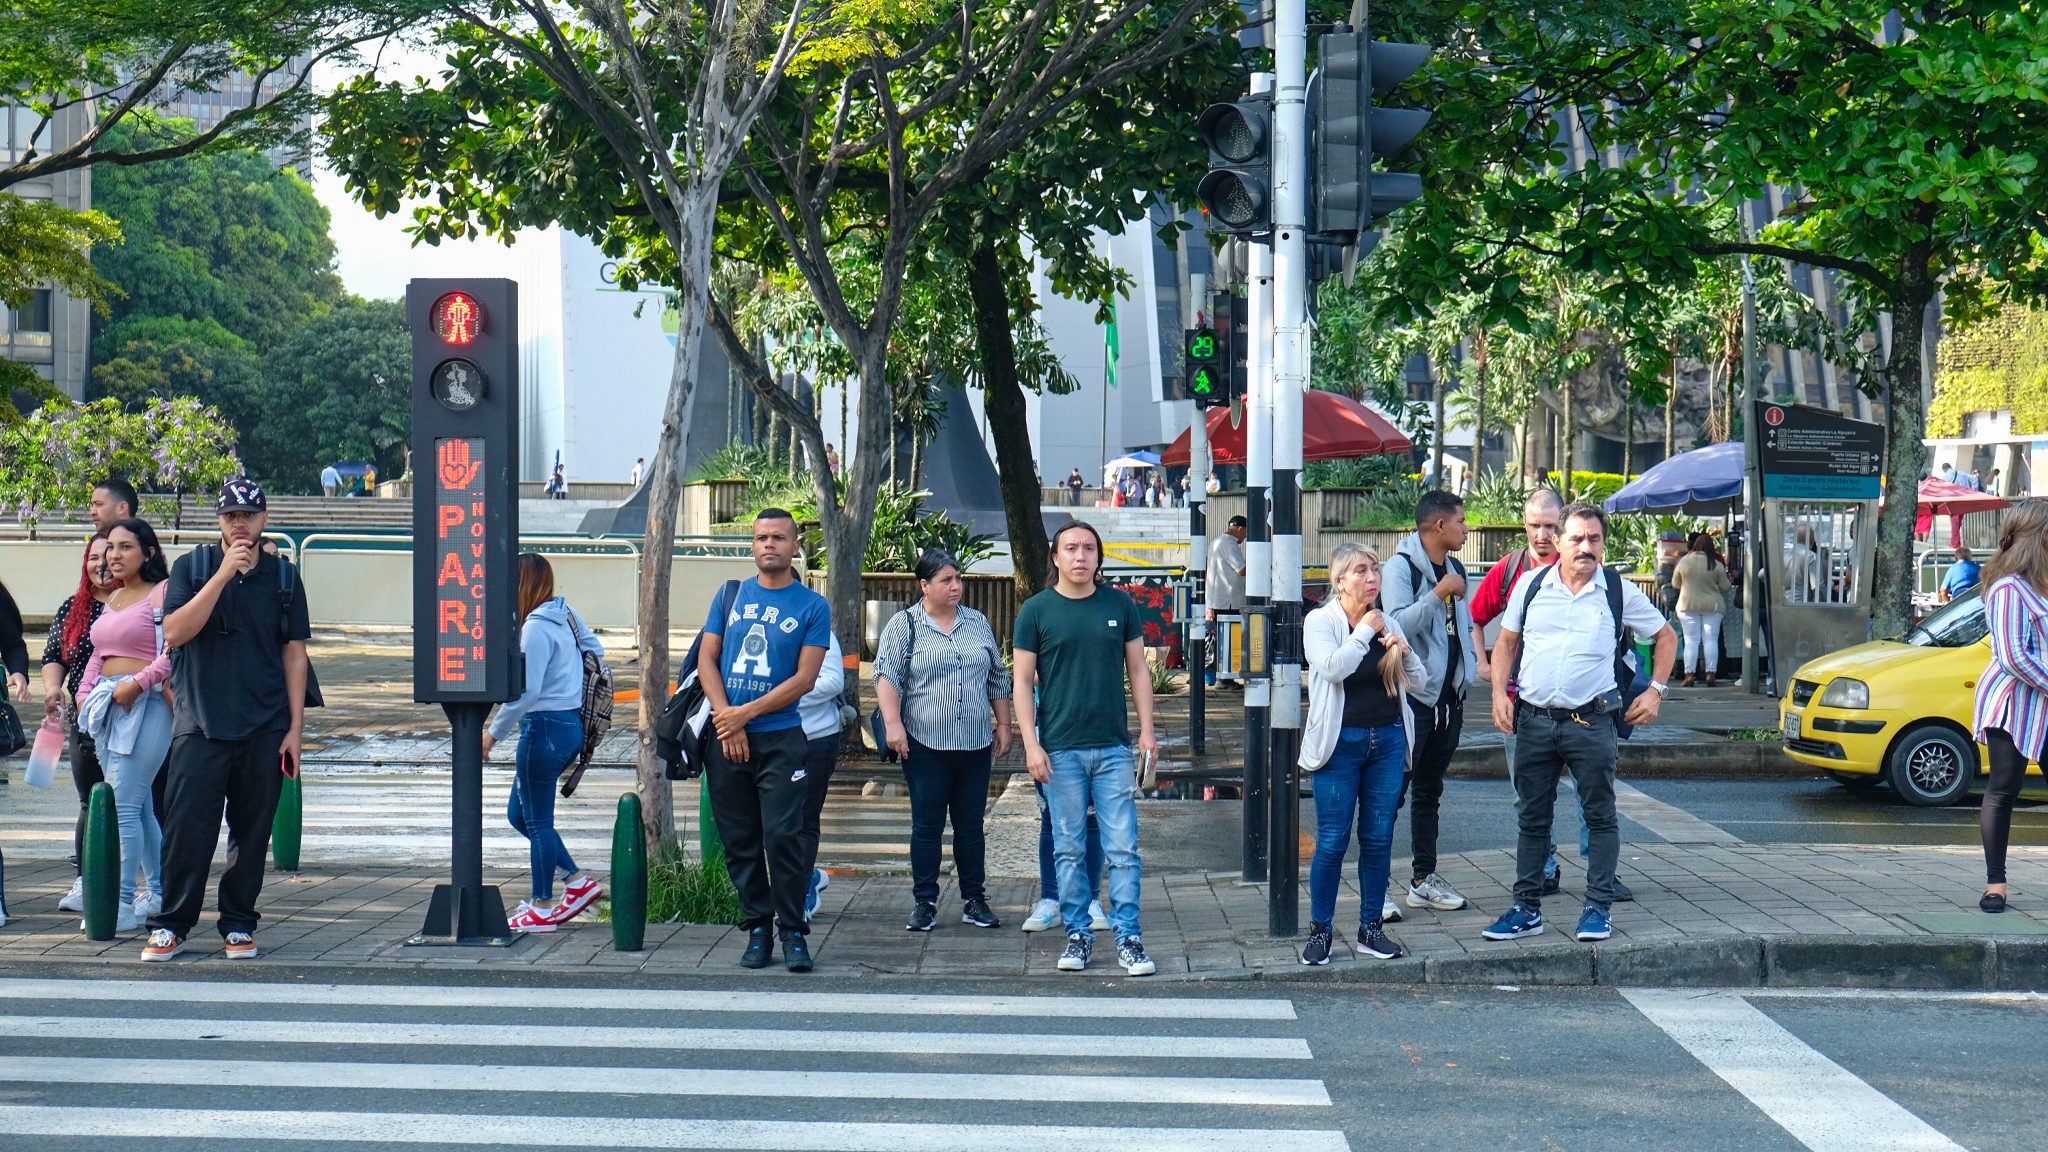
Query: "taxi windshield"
1906 586 1987 649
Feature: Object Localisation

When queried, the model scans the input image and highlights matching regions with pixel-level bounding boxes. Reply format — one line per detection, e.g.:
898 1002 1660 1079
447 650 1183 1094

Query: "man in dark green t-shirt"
1013 521 1158 977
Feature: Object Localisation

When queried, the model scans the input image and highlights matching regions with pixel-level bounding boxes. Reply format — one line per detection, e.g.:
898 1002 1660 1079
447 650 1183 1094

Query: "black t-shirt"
1342 638 1405 728
1430 557 1462 685
165 546 313 740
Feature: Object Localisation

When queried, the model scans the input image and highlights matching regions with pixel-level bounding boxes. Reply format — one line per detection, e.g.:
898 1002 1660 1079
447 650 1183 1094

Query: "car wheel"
1825 770 1883 792
1885 725 1978 807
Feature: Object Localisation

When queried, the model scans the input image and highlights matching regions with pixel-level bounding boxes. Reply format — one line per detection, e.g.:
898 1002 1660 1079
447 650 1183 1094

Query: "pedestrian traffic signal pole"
1187 272 1211 757
1266 0 1309 939
1242 103 1276 886
407 278 522 946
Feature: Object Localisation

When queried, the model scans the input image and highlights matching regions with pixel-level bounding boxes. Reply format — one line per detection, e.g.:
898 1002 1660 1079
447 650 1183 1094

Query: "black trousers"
800 733 840 875
1401 692 1464 880
904 739 992 904
708 725 811 935
153 729 286 939
1983 727 2028 885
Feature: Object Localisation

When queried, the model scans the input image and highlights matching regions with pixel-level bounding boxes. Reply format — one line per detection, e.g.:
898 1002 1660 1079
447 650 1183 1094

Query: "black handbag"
0 680 26 758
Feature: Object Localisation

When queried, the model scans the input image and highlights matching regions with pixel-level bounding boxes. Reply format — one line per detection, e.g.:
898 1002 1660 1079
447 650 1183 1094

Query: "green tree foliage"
1369 0 2048 635
0 396 237 537
90 120 341 357
251 296 411 489
0 0 429 192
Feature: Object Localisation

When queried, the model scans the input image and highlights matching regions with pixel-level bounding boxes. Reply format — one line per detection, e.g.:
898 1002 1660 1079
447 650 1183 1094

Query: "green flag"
1103 302 1120 389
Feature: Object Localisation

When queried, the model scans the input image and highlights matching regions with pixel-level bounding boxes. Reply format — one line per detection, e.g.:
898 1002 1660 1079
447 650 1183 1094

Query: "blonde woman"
1299 543 1427 964
1974 501 2048 913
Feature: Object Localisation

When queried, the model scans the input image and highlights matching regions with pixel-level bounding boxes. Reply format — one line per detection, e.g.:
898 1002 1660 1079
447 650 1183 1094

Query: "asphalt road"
0 963 2026 1151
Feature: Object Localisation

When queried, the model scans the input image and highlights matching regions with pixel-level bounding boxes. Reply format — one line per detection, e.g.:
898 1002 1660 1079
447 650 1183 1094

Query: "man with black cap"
142 479 312 962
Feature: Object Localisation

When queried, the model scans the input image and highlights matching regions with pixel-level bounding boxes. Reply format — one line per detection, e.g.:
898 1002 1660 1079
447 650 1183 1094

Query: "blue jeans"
1035 782 1102 903
100 685 171 906
1310 725 1407 927
509 710 581 901
1045 746 1140 939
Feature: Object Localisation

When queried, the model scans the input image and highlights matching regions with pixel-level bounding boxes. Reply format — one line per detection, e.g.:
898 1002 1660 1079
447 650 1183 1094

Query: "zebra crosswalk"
0 976 1352 1150
0 765 955 873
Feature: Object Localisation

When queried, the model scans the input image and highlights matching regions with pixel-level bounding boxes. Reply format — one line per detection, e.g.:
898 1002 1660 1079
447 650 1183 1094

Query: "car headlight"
1819 678 1870 710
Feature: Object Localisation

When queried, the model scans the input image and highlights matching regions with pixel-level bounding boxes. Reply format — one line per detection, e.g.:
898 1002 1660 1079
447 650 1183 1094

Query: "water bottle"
24 712 65 788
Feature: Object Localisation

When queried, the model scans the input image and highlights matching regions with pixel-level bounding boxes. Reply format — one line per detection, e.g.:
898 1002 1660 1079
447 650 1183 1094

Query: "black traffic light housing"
1187 325 1227 408
409 278 522 705
1310 29 1432 283
1197 95 1274 236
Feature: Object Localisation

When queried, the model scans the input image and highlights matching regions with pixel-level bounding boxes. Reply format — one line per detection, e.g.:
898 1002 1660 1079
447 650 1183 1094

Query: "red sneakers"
506 902 560 933
554 876 605 924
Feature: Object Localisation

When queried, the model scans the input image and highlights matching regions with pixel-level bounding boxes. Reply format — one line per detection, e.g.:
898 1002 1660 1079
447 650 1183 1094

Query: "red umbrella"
1916 477 2009 547
1916 477 2009 515
1163 390 1413 467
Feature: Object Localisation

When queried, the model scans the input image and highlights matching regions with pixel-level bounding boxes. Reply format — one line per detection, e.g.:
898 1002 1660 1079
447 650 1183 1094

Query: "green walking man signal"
1187 325 1227 409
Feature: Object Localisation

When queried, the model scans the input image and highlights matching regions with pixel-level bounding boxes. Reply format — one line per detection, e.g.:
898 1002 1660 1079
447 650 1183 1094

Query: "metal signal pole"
1241 70 1276 884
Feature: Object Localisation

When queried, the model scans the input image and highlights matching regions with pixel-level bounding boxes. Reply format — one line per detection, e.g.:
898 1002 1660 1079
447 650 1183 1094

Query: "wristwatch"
1649 680 1669 697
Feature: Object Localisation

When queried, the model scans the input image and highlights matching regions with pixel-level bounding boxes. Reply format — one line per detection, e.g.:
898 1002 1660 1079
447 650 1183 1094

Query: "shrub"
1546 470 1629 507
643 837 743 926
1464 469 1530 527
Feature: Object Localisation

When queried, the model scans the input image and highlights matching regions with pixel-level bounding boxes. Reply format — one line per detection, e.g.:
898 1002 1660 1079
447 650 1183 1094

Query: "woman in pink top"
75 519 174 933
1973 501 2048 914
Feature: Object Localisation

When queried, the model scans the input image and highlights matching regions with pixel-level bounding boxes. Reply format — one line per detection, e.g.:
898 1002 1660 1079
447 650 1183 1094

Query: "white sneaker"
1381 897 1404 924
1088 900 1111 931
83 908 144 933
1405 873 1468 911
1021 898 1061 932
132 890 163 918
57 877 85 913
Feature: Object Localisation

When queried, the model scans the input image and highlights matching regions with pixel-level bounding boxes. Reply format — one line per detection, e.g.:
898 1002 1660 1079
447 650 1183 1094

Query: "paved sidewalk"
5 829 2046 988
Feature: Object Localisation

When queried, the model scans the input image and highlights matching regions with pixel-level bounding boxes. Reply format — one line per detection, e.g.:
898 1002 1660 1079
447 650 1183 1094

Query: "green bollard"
612 792 648 952
272 767 303 871
81 782 119 941
697 773 723 866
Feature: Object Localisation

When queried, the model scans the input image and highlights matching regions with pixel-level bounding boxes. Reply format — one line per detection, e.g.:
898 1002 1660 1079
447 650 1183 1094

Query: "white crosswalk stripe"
0 766 944 871
0 977 1351 1150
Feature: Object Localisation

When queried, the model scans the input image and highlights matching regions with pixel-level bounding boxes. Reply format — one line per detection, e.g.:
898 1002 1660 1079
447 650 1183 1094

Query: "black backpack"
1506 563 1650 740
656 579 740 779
186 544 324 708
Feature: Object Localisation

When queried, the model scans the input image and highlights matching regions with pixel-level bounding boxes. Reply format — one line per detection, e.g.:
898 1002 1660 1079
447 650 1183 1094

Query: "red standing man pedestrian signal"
432 292 484 346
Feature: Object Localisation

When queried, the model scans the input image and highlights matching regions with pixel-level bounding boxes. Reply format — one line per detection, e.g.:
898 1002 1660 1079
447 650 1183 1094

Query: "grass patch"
1725 727 1783 742
597 837 744 926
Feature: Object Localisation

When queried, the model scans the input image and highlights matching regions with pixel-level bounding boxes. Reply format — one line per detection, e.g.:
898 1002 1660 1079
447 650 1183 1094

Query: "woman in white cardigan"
1299 543 1428 965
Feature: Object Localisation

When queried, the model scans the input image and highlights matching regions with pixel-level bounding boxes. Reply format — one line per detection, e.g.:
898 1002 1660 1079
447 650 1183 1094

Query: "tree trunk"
966 235 1051 603
1518 414 1536 486
1623 398 1634 480
1560 378 1576 491
1871 264 1938 640
1430 364 1447 489
632 195 724 849
1665 335 1678 457
1471 347 1487 480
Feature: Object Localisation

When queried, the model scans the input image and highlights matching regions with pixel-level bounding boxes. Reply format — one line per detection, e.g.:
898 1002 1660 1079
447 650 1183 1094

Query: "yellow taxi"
1778 586 2029 805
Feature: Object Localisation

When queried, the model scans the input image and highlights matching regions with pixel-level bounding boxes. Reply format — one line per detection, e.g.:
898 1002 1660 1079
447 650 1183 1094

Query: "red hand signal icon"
439 440 482 490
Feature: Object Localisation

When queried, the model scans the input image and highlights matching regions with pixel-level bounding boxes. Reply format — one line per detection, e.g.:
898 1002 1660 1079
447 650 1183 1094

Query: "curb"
1190 934 2048 990
1448 739 1799 779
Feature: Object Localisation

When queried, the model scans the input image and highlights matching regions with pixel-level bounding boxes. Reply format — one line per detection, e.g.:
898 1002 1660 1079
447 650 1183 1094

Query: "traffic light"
1227 293 1248 403
1312 31 1432 241
1197 95 1274 236
408 278 522 705
1186 325 1227 408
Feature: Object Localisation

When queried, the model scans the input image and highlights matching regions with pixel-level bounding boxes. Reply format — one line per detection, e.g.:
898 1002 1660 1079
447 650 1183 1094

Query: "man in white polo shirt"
1482 503 1674 945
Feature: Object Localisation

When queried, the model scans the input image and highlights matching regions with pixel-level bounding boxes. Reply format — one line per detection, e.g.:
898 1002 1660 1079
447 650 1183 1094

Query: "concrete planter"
805 570 1025 658
681 480 751 536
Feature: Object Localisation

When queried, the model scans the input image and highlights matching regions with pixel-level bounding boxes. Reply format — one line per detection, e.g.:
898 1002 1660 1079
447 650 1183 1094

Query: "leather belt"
1517 700 1607 724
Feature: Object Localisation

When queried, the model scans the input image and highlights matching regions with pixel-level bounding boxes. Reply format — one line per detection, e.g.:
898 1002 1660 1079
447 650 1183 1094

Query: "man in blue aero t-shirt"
700 508 833 972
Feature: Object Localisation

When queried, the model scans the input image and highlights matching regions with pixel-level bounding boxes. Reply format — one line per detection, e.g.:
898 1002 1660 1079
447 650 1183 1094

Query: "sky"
310 42 537 301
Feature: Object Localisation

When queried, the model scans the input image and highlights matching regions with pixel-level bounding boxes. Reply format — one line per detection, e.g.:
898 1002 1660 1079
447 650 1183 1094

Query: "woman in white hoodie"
1299 543 1427 965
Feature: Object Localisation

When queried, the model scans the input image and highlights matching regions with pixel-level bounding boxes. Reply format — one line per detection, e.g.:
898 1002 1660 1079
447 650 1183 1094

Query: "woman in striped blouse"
875 550 1013 933
1973 500 2048 913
